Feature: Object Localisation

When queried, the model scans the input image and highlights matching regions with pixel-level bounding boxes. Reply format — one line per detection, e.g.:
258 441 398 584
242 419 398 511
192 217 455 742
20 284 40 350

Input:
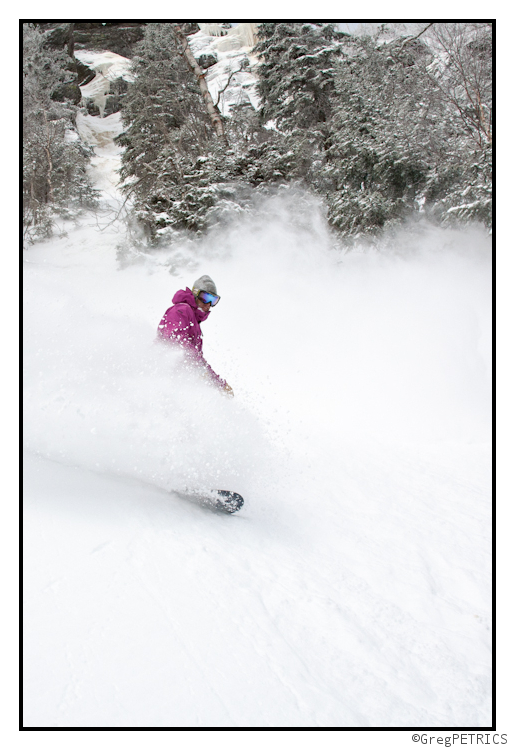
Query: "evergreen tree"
117 21 491 244
118 23 236 238
253 23 348 183
324 35 437 234
23 23 96 243
324 24 492 235
224 101 297 186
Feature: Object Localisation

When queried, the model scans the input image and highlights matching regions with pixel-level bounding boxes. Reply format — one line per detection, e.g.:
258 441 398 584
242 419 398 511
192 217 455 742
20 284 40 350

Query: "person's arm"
157 305 194 344
158 307 232 394
187 347 232 393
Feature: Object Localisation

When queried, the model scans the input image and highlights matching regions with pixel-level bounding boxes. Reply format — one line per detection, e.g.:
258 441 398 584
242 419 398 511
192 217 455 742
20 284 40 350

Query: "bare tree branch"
399 23 434 49
215 65 245 108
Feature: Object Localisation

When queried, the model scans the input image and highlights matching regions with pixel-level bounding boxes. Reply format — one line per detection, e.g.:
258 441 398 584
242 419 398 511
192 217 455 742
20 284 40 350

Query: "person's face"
195 290 220 313
196 296 211 313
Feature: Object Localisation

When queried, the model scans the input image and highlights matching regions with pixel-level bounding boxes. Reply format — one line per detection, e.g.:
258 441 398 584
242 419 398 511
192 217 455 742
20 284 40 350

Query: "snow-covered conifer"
324 35 436 234
23 23 97 243
118 23 280 238
253 23 348 184
324 24 492 235
118 23 237 237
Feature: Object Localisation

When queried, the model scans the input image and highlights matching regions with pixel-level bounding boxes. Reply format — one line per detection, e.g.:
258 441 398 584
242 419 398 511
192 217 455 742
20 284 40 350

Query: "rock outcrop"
38 22 147 58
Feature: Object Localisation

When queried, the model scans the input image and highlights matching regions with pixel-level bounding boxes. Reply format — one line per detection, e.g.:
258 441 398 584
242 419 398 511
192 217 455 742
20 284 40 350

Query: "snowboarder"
157 275 233 396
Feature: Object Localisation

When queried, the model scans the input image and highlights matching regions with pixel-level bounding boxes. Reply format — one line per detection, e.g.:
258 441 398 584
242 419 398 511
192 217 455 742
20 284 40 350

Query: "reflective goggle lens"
198 291 220 307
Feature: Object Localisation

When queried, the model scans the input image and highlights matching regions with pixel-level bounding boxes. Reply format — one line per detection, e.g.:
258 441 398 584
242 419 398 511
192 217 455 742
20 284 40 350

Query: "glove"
223 383 234 398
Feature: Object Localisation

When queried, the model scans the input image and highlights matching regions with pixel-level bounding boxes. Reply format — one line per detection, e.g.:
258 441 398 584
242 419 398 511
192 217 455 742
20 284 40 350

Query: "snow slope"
23 46 492 729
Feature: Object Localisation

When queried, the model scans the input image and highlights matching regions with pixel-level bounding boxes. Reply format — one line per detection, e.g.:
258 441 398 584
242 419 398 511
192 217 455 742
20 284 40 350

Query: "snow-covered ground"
22 43 493 729
75 50 134 118
76 111 125 203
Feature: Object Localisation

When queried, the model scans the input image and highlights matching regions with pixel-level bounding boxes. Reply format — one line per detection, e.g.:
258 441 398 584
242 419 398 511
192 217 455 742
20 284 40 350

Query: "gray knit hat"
192 275 217 295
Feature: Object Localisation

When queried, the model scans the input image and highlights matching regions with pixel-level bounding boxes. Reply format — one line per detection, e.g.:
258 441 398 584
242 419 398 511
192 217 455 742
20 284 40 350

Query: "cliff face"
37 23 257 117
37 23 146 109
37 22 148 58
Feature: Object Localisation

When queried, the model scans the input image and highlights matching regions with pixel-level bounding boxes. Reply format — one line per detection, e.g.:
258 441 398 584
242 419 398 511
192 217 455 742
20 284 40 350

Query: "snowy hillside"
23 38 492 730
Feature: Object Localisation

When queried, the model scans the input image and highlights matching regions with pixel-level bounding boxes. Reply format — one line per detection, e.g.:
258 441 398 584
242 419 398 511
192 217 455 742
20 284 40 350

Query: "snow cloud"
24 191 491 498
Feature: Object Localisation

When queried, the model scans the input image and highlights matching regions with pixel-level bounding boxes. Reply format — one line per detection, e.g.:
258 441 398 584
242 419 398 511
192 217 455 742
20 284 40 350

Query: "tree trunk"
30 173 37 224
43 111 54 203
173 24 228 145
67 23 75 58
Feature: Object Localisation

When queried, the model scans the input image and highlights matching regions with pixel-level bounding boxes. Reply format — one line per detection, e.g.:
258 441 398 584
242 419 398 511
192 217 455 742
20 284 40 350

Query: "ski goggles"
197 290 220 307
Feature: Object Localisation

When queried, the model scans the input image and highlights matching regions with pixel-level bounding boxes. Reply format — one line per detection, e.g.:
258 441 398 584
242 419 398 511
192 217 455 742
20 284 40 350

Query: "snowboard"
177 488 244 514
211 490 244 513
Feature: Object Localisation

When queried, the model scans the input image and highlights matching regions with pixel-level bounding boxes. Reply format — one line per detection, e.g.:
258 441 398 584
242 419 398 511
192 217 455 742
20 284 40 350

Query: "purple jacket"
157 288 227 389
